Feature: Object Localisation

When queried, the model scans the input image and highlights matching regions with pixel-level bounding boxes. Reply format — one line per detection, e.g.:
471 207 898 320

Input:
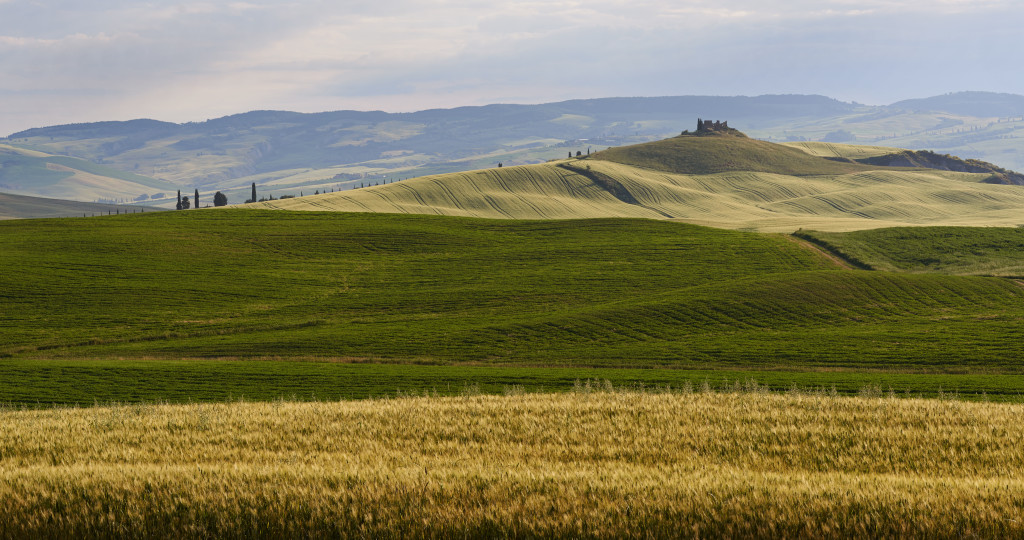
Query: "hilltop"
588 129 872 176
5 92 1024 206
248 132 1024 232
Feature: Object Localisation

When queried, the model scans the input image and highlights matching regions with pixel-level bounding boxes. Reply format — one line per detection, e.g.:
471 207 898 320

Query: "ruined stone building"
696 118 729 132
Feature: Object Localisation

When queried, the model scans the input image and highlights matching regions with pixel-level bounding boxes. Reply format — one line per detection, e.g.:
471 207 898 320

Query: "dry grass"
2 388 1024 538
782 141 909 160
248 159 1024 232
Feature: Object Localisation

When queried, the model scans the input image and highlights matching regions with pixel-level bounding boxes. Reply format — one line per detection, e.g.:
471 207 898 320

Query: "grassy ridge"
4 211 1024 406
589 133 874 175
4 391 1024 537
251 140 1024 232
782 141 909 160
797 226 1024 275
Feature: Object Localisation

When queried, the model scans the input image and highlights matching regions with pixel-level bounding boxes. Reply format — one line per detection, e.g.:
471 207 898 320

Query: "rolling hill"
0 192 165 220
248 132 1024 232
3 211 1024 405
0 143 176 205
5 92 1024 205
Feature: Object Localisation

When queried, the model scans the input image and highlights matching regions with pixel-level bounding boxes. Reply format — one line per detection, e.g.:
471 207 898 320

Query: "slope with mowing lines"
588 133 873 176
782 141 908 160
797 226 1024 276
3 212 1024 373
249 135 1024 232
256 164 662 220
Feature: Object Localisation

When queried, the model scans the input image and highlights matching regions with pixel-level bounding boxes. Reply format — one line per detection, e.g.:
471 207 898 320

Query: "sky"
0 0 1021 135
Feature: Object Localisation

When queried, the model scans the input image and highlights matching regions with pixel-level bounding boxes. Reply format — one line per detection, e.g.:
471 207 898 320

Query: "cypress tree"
194 189 199 209
176 190 182 210
251 183 257 203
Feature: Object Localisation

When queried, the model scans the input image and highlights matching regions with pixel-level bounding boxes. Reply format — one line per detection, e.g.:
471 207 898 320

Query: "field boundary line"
785 235 859 270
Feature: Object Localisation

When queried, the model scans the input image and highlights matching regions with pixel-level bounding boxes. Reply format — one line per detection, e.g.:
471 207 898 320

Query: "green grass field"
3 210 1024 404
1 359 1021 406
797 226 1024 276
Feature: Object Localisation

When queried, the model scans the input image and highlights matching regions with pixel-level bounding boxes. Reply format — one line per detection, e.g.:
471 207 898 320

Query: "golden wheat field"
249 159 1024 232
2 387 1024 538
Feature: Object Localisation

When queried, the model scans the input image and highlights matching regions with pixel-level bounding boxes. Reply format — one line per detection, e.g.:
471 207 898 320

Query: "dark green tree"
176 190 182 210
180 196 191 210
194 189 200 209
213 191 228 207
251 183 257 203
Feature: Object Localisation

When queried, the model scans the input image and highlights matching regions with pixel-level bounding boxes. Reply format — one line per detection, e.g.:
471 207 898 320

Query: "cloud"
0 0 1021 134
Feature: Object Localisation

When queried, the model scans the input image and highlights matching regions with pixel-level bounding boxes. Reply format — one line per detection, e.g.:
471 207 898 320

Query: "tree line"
177 189 228 210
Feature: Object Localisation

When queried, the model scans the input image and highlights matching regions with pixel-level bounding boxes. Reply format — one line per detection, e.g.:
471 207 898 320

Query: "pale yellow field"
782 141 908 159
0 143 51 158
2 390 1024 537
249 159 1024 232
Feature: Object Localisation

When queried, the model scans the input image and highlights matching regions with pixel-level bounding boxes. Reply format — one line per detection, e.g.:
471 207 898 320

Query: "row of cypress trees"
176 189 228 210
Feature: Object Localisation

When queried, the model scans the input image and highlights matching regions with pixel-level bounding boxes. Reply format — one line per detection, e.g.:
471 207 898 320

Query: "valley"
5 92 1024 212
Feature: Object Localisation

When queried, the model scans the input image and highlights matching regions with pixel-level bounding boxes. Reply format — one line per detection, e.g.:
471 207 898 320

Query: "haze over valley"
5 0 1024 536
4 91 1024 213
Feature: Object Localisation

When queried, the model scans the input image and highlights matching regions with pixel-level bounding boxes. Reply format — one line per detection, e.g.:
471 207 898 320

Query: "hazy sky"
1 0 1020 135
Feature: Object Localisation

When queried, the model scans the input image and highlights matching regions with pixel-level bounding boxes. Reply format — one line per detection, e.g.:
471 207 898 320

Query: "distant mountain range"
2 91 1024 209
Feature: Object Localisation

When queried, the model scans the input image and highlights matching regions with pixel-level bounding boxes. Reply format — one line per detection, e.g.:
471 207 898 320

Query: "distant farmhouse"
696 118 729 132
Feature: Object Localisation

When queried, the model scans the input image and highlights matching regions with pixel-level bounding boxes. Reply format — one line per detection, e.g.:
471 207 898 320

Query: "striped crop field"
782 141 911 160
4 211 1024 403
249 135 1024 232
2 389 1024 537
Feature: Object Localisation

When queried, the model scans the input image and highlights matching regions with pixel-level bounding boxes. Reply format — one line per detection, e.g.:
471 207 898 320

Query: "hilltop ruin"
696 118 729 132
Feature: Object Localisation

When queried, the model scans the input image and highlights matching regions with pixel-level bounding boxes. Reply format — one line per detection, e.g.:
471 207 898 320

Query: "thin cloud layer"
0 0 1020 134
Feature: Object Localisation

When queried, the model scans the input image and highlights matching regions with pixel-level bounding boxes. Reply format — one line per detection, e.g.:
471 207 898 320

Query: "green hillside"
250 135 1024 232
0 143 176 204
3 211 1024 403
0 192 164 220
796 226 1024 276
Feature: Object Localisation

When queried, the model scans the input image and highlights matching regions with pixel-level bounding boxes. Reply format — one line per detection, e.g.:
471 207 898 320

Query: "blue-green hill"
0 192 163 220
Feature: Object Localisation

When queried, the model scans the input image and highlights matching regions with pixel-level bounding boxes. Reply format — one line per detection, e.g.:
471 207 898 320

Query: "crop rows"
4 212 1024 402
3 390 1024 537
798 226 1024 276
255 151 1024 232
